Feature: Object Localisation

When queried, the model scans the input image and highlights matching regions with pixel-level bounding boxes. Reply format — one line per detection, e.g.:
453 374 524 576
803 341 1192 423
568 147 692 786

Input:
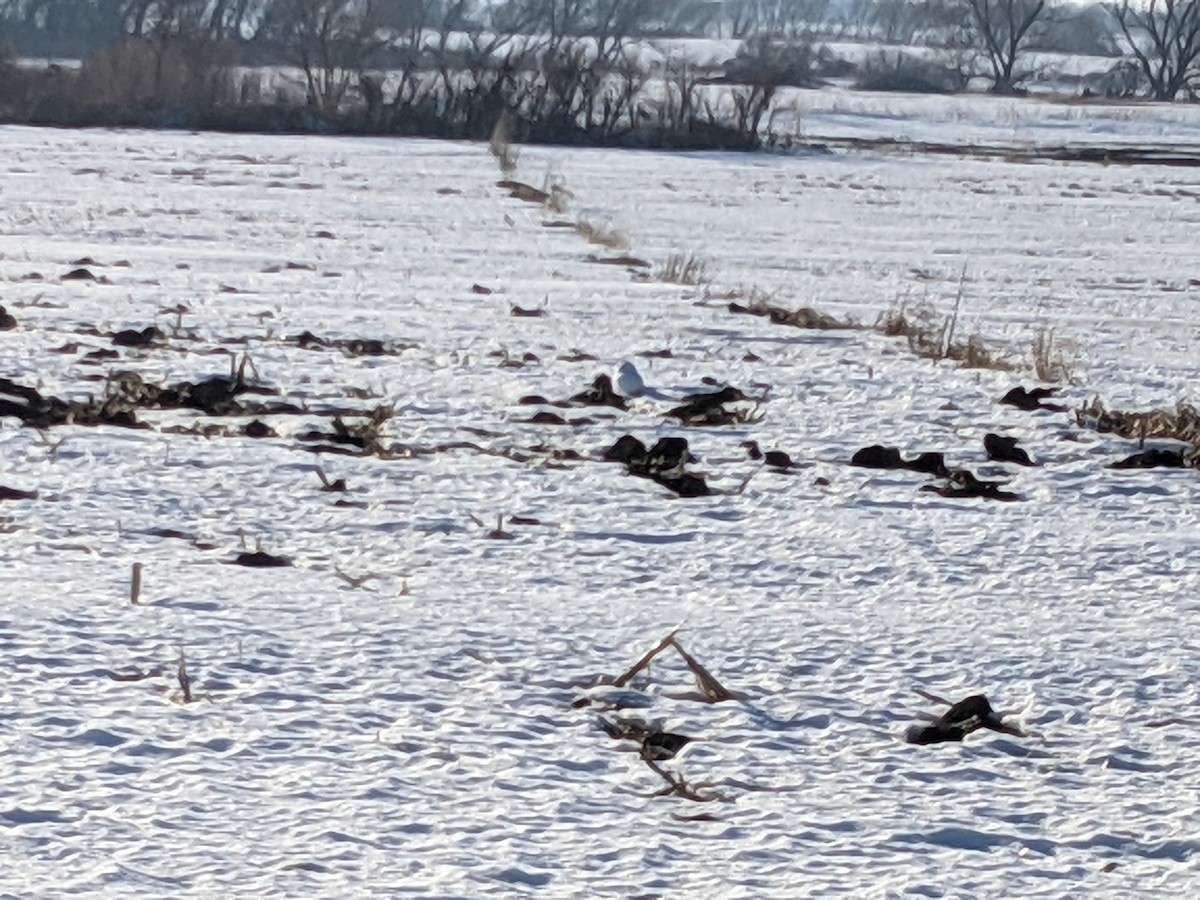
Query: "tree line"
0 1 1197 147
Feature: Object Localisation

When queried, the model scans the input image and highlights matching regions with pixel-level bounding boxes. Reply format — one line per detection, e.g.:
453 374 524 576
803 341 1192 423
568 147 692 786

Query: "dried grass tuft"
877 298 1018 372
946 332 1017 371
574 217 630 252
1031 327 1075 383
658 252 709 286
1076 396 1200 446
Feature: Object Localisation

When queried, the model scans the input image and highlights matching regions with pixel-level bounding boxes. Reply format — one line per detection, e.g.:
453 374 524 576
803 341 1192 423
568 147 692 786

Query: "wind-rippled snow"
1 107 1199 897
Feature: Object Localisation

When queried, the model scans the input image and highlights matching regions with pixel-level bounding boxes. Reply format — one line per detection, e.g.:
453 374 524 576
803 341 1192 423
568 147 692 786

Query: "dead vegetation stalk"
130 562 143 604
177 651 193 704
615 630 734 703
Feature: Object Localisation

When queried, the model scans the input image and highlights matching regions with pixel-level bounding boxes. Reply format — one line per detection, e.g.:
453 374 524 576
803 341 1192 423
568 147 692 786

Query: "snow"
1 100 1199 896
772 86 1200 151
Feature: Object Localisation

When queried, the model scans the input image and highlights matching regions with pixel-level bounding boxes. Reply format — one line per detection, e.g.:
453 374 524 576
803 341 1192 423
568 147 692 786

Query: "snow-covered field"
777 85 1200 153
1 103 1199 897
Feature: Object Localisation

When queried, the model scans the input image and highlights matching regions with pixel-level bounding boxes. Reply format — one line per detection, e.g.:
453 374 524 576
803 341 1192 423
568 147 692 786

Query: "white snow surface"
774 86 1200 152
1 107 1200 897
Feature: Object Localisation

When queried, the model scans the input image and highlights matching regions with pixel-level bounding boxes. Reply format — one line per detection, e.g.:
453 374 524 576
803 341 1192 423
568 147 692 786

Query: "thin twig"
942 263 967 359
914 687 953 707
333 567 379 590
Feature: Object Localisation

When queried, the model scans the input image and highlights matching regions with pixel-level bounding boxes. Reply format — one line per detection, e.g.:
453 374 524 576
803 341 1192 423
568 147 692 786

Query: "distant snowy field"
777 85 1200 151
2 97 1199 897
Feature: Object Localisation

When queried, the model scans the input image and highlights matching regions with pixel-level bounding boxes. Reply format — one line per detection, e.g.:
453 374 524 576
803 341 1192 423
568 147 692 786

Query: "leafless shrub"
855 50 972 94
79 37 236 112
599 630 733 804
658 252 709 286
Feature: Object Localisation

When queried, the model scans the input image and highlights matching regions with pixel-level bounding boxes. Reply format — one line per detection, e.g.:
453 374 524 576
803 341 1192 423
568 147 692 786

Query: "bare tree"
721 0 820 39
8 0 128 51
649 0 722 37
204 0 258 41
962 0 1048 93
261 0 387 112
124 0 214 38
1111 0 1200 99
490 0 652 139
844 0 926 43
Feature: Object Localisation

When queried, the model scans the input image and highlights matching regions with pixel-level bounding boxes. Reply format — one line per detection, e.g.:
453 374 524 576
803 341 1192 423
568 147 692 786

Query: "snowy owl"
613 360 645 398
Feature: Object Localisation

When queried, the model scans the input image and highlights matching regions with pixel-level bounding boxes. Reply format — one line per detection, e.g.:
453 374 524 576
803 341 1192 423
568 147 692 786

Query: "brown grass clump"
1076 397 1200 446
877 298 1018 372
877 299 941 353
945 332 1017 371
877 300 919 338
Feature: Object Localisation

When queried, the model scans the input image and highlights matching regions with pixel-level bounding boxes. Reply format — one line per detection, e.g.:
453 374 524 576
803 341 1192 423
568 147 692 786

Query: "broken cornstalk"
613 630 734 703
